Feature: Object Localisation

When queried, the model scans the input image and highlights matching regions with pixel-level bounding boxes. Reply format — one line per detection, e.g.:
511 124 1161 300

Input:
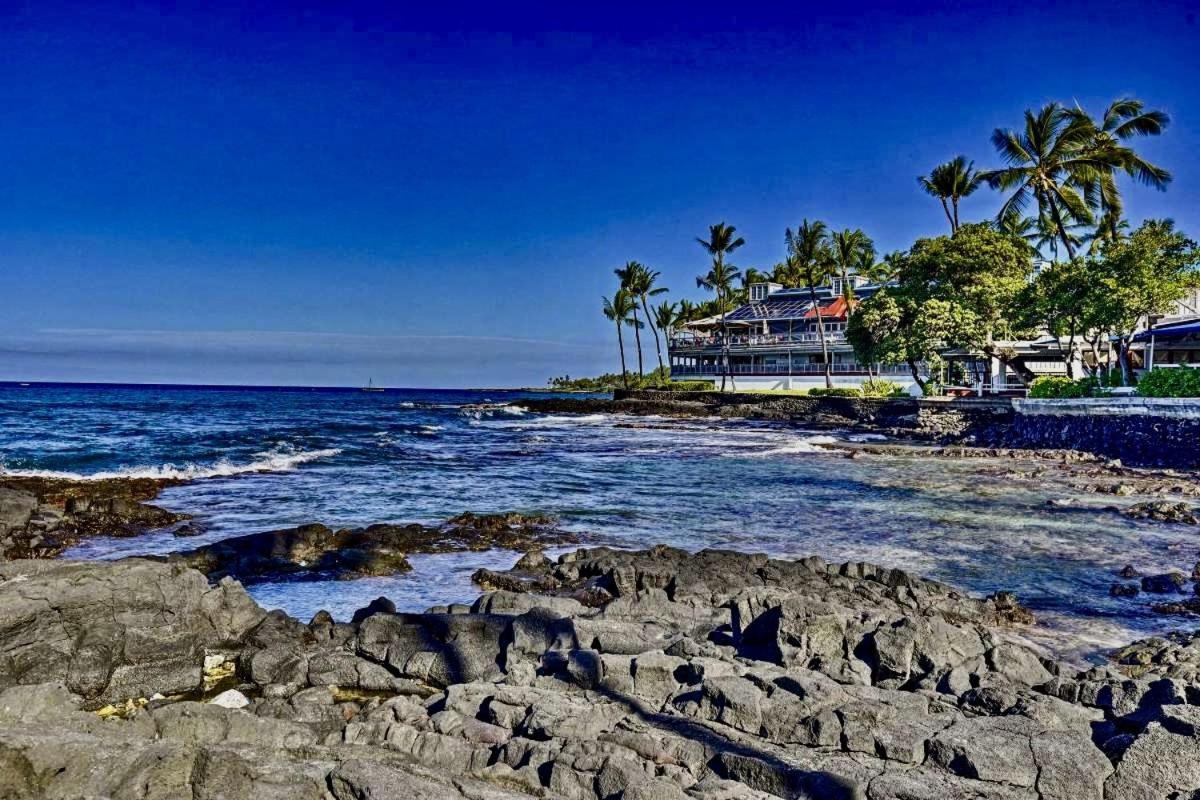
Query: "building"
667 277 921 393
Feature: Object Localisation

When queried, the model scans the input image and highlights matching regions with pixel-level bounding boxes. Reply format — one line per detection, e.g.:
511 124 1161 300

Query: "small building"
668 277 921 393
1134 316 1200 368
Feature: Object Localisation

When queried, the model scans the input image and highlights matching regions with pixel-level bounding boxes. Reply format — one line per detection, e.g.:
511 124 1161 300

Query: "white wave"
746 435 843 457
397 402 416 408
459 404 528 420
0 446 343 481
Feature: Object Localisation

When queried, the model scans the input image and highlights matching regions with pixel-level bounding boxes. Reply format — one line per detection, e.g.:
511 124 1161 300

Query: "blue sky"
2 0 1197 387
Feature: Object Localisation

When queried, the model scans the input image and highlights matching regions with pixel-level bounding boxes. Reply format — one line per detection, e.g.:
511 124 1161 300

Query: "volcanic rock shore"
0 546 1195 799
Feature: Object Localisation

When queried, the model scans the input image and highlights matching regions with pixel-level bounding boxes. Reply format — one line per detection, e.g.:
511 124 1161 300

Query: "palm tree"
918 156 983 233
784 220 836 388
614 262 647 377
983 101 1169 260
858 250 903 286
696 223 745 391
830 228 874 305
984 104 1100 259
601 289 637 389
617 262 670 374
1069 98 1171 244
676 299 699 325
652 300 677 379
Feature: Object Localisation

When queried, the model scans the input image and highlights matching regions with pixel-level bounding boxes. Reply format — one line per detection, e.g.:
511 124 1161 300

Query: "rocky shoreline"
0 475 188 559
0 546 1196 799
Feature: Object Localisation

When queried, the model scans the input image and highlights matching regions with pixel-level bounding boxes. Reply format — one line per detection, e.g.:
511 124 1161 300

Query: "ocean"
0 381 1190 660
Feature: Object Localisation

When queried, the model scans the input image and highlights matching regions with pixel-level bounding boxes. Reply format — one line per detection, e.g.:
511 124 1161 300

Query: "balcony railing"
671 363 912 376
670 332 847 349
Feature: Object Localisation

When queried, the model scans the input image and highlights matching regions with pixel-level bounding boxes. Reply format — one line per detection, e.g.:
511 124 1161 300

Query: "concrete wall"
684 373 923 395
1014 397 1200 418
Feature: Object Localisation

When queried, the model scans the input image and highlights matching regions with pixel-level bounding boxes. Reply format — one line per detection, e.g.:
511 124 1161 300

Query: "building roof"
804 296 849 320
1134 317 1200 342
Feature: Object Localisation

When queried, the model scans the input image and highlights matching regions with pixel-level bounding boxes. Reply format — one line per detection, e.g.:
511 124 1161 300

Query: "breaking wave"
0 446 342 481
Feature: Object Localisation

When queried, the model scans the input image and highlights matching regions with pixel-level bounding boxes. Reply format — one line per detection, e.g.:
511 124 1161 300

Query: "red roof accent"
803 297 849 320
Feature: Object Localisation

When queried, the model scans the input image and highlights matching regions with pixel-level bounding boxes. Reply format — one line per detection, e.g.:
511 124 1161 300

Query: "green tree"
830 228 875 304
601 289 638 390
895 223 1036 383
1015 259 1098 378
1091 219 1200 384
848 289 973 394
918 156 983 233
696 222 746 391
782 220 836 388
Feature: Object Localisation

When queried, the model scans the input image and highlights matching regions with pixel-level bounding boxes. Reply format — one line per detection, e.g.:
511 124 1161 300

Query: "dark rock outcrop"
6 548 1200 797
169 512 577 583
0 477 188 559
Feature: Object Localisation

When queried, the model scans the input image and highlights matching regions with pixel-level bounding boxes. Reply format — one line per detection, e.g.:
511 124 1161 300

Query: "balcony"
671 363 912 377
669 331 848 351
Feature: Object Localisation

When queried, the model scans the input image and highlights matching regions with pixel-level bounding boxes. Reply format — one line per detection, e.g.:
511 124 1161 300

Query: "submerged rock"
1123 500 1200 525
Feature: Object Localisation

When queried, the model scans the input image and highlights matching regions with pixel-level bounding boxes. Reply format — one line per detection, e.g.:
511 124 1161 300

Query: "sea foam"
0 446 342 481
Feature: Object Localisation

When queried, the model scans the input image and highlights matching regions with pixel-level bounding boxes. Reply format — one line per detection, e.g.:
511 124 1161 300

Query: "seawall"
608 390 1200 468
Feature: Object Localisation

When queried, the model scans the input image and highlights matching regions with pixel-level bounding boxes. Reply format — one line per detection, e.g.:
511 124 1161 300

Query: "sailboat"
361 378 384 393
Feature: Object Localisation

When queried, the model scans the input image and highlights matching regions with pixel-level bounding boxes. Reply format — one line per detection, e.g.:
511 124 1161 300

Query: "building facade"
668 278 921 393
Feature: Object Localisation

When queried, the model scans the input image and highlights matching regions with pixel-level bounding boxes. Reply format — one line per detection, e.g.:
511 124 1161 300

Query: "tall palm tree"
613 262 647 377
1069 98 1171 244
696 223 745 391
830 228 875 305
983 100 1169 260
617 262 670 373
984 104 1098 259
918 156 983 233
652 300 677 379
784 220 836 388
601 289 637 389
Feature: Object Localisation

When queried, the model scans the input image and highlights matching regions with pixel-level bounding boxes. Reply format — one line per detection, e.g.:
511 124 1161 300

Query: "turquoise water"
1 382 1193 659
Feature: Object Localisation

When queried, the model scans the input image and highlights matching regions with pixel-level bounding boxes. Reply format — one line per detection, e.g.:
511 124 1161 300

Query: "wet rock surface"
4 547 1200 798
168 512 578 583
0 476 188 559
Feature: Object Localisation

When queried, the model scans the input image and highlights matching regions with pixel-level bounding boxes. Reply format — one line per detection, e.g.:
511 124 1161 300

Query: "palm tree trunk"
615 321 629 390
809 287 832 389
951 198 960 233
631 307 644 377
1048 201 1077 260
642 296 665 375
940 198 954 233
720 293 734 392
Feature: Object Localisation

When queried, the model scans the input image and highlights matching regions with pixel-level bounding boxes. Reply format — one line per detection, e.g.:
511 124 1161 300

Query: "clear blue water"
1 382 1194 660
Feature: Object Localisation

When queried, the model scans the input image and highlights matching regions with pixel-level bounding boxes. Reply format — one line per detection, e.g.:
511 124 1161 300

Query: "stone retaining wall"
615 390 1200 468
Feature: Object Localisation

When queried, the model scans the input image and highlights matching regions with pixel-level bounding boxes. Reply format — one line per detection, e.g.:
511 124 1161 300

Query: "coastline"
3 395 1200 795
0 544 1195 798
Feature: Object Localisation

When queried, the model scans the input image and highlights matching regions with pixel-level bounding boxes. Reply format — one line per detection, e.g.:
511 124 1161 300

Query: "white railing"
672 363 911 377
670 332 847 349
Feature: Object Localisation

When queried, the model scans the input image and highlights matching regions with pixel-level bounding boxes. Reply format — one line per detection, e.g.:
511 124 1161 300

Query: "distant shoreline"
0 380 591 394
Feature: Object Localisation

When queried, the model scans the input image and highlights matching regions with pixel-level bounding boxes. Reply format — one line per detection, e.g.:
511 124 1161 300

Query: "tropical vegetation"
580 94 1198 396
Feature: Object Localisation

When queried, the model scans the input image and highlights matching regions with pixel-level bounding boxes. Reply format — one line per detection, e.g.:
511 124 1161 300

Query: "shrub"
859 378 906 398
666 380 716 391
1137 367 1200 397
809 387 863 397
1027 376 1108 399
